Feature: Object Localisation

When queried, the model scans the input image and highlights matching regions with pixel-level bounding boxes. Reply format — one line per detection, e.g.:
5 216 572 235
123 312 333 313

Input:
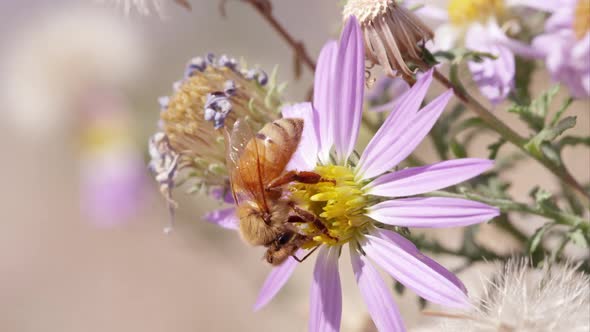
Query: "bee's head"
264 232 296 265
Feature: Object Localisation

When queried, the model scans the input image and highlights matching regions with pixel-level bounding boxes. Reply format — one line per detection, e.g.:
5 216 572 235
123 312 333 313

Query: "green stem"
428 190 589 233
413 237 510 262
433 69 590 202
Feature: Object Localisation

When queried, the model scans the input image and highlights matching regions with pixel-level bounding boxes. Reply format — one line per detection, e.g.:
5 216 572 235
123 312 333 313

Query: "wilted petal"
367 197 499 228
254 254 300 311
358 85 453 180
362 234 469 308
377 229 467 294
309 245 342 332
204 207 239 230
332 17 365 164
365 158 494 197
313 40 338 164
282 102 319 170
350 246 406 332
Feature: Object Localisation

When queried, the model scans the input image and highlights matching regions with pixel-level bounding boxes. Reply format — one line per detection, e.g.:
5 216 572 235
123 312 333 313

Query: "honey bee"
225 118 333 265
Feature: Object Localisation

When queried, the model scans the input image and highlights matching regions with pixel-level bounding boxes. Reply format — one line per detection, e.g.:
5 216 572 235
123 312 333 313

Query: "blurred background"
0 1 587 331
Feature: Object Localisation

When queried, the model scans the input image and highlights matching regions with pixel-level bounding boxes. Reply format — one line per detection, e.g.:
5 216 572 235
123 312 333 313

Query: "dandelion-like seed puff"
98 0 190 16
422 259 590 332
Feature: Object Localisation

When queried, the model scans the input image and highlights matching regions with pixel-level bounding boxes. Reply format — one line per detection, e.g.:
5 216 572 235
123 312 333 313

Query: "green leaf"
508 85 561 132
525 116 577 158
488 138 507 159
569 229 588 248
528 223 553 253
511 57 536 104
550 96 573 126
450 140 467 158
394 281 406 295
418 297 427 310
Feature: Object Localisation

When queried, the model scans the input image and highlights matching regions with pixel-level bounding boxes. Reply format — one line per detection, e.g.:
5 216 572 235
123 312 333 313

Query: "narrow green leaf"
569 229 588 248
450 140 467 158
488 138 507 159
528 223 553 253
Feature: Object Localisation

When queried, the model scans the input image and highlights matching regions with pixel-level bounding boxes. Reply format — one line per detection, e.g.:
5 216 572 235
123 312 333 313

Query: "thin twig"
241 0 316 73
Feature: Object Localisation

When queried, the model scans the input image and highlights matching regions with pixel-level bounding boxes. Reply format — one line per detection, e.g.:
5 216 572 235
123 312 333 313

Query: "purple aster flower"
208 17 499 331
532 0 590 98
402 0 542 104
80 92 147 227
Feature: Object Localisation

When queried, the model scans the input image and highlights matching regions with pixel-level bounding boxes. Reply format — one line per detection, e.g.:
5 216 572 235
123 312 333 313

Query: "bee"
225 118 333 265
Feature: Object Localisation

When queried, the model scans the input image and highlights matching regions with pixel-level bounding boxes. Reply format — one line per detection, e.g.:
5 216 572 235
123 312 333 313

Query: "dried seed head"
343 0 433 80
150 53 283 212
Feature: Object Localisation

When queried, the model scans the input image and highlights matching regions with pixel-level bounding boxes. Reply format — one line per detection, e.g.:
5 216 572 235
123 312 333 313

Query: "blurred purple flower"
406 1 541 104
532 0 590 98
209 18 499 331
80 91 147 226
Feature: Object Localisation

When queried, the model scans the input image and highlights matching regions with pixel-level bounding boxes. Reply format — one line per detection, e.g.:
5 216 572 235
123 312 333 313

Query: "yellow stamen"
574 0 590 39
448 0 505 26
290 165 373 246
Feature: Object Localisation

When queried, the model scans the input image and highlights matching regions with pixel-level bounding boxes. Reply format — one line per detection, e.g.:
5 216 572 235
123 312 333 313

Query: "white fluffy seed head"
97 0 165 16
0 7 145 138
428 259 590 332
343 0 392 24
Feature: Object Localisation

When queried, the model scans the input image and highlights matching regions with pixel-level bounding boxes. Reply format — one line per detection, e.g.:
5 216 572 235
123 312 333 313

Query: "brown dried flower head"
149 54 283 217
343 0 433 80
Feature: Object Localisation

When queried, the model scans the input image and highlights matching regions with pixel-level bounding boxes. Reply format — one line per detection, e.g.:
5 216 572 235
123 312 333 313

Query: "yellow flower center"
448 0 505 26
289 165 374 246
574 0 590 39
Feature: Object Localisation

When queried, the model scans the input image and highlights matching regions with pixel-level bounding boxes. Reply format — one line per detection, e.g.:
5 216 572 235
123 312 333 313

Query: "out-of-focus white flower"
419 259 590 332
0 6 145 138
97 0 191 16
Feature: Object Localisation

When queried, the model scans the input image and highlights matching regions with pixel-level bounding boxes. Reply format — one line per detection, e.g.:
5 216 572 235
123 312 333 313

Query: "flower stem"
242 0 316 73
428 190 589 233
432 69 590 202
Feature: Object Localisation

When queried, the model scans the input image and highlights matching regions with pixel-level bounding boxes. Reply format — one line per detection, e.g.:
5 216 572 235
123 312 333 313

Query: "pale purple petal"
465 22 515 105
204 207 239 230
362 234 469 308
309 245 342 332
356 70 435 179
282 102 319 171
357 86 453 181
365 158 494 197
367 197 500 228
377 229 467 294
332 17 365 164
350 246 406 332
313 40 338 164
369 80 411 113
81 153 146 226
254 253 300 311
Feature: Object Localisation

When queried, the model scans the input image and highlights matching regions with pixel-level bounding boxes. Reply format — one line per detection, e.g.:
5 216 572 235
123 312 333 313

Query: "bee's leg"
293 245 321 263
266 171 334 190
290 205 338 241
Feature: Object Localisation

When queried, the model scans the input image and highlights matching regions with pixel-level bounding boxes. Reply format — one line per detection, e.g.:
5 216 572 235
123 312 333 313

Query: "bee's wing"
225 119 269 211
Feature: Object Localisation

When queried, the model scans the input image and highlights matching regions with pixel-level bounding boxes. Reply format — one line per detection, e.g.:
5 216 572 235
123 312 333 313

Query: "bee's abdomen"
256 118 303 147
